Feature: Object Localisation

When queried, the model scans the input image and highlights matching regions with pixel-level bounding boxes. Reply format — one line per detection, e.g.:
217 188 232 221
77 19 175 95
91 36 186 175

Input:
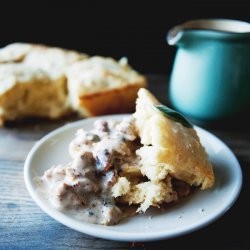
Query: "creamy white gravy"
35 117 139 225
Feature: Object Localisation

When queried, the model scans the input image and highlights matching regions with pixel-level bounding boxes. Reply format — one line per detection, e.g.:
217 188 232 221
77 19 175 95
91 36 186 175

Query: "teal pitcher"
167 19 250 120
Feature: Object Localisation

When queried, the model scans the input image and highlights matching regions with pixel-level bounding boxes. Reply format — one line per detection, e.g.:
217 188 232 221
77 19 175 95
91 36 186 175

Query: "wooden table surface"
1 75 250 250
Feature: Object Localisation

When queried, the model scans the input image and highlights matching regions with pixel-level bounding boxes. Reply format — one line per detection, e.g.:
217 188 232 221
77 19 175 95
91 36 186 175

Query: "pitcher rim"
174 19 250 34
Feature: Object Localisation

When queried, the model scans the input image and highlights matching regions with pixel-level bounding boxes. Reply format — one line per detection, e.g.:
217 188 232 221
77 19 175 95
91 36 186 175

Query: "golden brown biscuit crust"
78 83 146 117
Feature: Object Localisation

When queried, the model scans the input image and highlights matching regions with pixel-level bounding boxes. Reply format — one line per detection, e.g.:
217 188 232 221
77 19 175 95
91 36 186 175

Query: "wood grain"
1 75 250 250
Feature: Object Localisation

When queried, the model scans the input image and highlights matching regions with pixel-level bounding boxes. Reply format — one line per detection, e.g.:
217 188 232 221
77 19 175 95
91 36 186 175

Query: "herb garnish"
155 105 193 128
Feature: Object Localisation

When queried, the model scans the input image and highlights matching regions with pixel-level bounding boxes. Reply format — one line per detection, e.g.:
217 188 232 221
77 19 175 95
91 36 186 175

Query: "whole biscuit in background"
0 43 146 126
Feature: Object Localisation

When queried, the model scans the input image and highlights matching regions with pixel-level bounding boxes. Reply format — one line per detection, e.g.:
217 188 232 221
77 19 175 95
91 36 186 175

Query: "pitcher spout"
167 26 185 46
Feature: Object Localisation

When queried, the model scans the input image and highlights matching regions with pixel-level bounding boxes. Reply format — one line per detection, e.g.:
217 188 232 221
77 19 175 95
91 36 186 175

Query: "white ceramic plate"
24 114 242 242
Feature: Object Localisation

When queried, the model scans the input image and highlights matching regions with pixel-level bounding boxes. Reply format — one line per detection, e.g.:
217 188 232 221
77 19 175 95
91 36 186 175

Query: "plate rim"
24 114 243 242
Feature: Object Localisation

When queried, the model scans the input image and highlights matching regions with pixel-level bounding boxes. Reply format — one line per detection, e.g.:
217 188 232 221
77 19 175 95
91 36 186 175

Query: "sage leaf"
155 105 193 128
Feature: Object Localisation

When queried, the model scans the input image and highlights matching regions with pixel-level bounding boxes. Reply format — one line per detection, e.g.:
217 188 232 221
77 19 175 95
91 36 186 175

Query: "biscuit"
112 88 214 212
0 44 146 124
66 56 147 116
134 88 214 189
0 43 87 123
